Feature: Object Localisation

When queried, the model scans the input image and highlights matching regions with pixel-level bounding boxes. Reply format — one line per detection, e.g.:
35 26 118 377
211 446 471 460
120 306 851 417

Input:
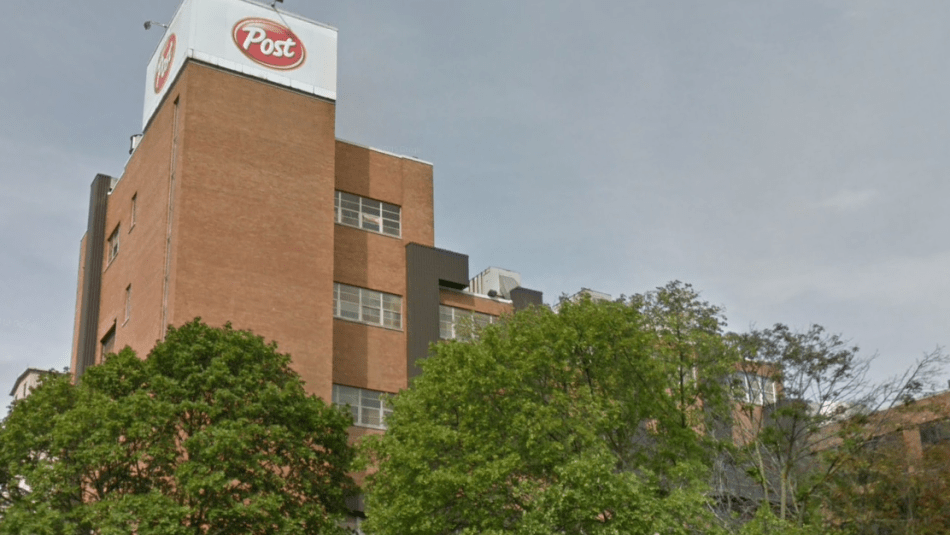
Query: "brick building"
69 0 541 431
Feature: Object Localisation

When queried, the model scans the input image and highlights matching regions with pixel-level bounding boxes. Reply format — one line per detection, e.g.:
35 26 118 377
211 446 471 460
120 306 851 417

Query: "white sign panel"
143 0 337 129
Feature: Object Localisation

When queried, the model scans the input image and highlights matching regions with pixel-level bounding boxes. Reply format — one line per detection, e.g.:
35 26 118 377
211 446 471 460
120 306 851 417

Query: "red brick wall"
331 141 435 394
168 64 338 400
93 67 180 366
439 289 513 317
75 61 443 408
84 62 338 400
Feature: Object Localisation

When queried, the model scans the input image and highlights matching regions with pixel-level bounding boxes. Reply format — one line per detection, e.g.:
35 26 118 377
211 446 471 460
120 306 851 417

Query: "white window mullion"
438 305 495 340
334 283 401 330
361 289 382 325
333 384 391 430
333 283 339 316
355 388 364 425
334 190 400 238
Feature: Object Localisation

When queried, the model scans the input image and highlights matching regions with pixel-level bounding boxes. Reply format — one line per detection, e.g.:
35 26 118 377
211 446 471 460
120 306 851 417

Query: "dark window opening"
100 324 116 359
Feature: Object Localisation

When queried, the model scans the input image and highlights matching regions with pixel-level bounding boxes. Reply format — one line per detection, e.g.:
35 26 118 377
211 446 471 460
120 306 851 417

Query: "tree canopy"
0 319 356 535
363 285 735 535
363 282 949 534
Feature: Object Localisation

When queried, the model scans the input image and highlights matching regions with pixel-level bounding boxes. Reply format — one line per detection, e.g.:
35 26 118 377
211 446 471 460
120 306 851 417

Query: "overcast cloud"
2 0 948 403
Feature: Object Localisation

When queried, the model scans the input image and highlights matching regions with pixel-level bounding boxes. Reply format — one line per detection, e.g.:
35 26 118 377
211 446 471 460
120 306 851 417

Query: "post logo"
232 18 306 70
154 34 177 93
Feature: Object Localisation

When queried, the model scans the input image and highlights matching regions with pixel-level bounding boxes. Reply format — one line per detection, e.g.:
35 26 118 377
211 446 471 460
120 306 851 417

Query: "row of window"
332 304 495 431
439 305 495 340
331 287 503 341
328 192 405 334
333 283 403 329
107 190 398 267
332 384 393 430
334 190 401 237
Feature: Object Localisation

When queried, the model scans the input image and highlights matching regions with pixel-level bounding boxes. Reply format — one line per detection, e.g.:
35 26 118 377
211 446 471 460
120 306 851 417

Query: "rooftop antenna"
144 21 168 30
271 0 283 7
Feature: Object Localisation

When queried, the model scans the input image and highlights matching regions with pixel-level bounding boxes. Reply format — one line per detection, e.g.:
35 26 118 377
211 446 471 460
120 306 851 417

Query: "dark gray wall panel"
75 174 113 378
510 287 543 311
405 244 468 379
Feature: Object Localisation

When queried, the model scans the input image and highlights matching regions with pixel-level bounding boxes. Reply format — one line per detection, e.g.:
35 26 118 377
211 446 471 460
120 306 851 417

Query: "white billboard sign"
143 0 337 129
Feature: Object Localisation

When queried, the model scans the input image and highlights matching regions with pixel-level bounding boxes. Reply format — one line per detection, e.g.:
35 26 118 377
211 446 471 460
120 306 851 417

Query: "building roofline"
336 138 433 166
148 0 338 61
9 368 61 397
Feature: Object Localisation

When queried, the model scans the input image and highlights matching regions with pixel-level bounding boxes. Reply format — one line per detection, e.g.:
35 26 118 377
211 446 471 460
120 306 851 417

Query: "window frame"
107 225 120 265
130 193 137 230
439 305 496 340
332 384 393 430
920 419 950 446
333 283 402 330
334 190 401 238
100 324 116 359
736 372 777 405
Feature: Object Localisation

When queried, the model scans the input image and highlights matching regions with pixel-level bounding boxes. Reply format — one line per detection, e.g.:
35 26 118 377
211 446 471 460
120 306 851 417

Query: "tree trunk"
780 467 788 521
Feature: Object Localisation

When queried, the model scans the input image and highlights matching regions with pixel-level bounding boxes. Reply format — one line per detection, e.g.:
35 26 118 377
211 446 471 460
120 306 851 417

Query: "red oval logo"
154 34 177 93
232 18 306 71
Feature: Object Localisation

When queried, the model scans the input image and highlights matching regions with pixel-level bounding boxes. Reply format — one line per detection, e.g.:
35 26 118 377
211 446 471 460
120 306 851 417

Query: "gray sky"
2 0 948 403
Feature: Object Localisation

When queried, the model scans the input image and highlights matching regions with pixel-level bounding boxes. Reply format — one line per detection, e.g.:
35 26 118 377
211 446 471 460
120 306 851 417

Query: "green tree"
736 508 822 535
632 281 737 461
364 293 731 535
825 408 950 534
727 325 946 527
0 319 356 535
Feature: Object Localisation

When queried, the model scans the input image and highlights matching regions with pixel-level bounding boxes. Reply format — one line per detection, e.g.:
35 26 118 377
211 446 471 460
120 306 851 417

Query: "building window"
334 191 401 237
341 515 364 535
130 193 137 229
439 305 495 340
920 419 950 446
107 225 120 264
333 283 402 329
735 372 777 405
101 325 116 359
124 285 132 322
332 384 392 430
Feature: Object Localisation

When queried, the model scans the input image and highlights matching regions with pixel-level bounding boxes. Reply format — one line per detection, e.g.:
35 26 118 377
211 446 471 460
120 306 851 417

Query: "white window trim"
334 190 401 238
333 283 403 330
332 384 393 430
736 372 777 405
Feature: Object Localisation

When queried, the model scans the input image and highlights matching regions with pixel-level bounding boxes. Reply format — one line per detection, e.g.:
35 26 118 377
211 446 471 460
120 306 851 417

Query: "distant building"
830 389 950 463
8 368 57 403
552 288 612 313
569 288 613 303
